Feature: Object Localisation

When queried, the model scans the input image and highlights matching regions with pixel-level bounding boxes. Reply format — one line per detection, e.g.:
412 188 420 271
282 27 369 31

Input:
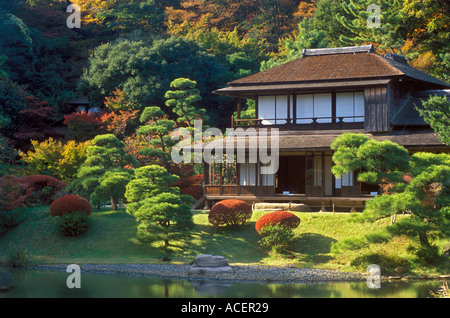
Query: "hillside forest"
0 0 448 177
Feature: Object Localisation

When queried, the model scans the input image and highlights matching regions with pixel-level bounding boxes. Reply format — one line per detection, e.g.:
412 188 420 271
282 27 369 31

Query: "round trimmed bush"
20 175 67 204
49 195 92 217
208 199 252 228
55 211 89 236
255 211 300 235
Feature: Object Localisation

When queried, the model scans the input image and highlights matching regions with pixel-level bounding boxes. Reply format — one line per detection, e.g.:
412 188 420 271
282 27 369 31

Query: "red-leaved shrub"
0 175 28 211
49 195 92 217
255 211 300 235
171 174 204 200
208 199 252 228
20 175 67 204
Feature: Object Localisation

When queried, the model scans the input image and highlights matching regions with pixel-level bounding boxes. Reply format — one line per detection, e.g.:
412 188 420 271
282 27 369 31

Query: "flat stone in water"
188 255 235 279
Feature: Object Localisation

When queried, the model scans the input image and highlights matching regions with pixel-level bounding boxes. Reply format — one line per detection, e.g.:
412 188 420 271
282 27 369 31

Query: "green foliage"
331 237 368 254
55 211 89 237
6 242 32 267
90 169 134 210
261 18 329 71
336 0 405 52
96 0 172 34
165 78 208 128
333 133 450 263
416 95 449 145
331 133 410 185
70 134 137 210
0 210 26 237
0 78 27 138
258 224 295 253
0 54 7 79
0 10 33 82
137 106 177 169
168 19 268 75
125 165 194 247
125 165 180 206
20 138 90 182
80 36 231 126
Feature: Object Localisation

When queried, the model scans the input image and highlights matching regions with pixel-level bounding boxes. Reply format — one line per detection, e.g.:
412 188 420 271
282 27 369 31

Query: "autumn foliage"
63 111 105 141
20 175 67 204
171 174 203 200
0 175 28 211
255 211 301 235
208 199 252 228
49 195 92 217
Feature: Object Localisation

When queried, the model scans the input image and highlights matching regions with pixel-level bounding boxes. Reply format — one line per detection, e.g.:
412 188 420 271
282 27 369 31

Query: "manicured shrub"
55 211 89 237
208 199 252 228
0 175 28 211
258 224 295 253
0 175 28 237
255 211 300 235
49 195 92 217
20 175 67 204
171 174 204 200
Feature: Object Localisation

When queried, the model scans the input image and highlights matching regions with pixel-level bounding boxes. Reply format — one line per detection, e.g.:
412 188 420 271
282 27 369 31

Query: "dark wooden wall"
364 86 389 132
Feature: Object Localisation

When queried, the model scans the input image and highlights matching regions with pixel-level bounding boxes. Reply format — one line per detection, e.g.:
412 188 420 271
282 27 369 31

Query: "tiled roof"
202 129 447 151
223 46 450 89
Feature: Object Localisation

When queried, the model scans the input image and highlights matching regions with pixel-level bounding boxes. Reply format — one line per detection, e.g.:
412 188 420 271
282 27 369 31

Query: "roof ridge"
302 45 375 57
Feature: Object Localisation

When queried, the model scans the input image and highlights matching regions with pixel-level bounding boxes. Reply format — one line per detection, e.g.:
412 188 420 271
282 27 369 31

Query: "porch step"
253 202 311 212
192 195 206 210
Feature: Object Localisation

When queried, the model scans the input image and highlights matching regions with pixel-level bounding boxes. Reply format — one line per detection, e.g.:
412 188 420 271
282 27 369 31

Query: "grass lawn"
1 205 448 276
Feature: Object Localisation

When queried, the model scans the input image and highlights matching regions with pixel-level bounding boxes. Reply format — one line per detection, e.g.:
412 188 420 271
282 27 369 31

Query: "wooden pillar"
255 160 259 196
322 152 325 197
293 93 297 124
219 163 223 195
287 93 291 130
237 98 242 119
320 200 328 212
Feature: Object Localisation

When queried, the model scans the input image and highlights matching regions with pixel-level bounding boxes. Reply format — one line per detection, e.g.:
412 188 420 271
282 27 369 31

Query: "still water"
1 269 444 298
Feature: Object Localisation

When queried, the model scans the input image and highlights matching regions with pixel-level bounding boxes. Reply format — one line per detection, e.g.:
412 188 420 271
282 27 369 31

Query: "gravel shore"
28 264 366 284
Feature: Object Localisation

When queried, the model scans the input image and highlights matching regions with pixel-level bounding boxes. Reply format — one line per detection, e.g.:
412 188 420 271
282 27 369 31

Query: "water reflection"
0 269 443 298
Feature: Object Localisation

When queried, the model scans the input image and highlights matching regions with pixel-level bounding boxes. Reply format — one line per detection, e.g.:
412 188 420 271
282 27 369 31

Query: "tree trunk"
418 231 431 248
110 195 117 211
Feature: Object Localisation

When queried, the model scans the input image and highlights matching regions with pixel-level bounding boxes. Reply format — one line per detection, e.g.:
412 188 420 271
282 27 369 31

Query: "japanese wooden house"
197 45 450 211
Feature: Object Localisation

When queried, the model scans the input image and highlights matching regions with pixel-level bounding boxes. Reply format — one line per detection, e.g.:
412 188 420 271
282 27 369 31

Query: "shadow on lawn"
291 233 337 264
186 222 267 263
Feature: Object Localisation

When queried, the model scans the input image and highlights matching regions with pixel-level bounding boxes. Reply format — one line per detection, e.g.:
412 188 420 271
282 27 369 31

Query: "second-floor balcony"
231 115 365 130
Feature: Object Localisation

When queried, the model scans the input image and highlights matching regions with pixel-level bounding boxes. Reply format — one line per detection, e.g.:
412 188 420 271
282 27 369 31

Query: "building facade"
198 45 449 211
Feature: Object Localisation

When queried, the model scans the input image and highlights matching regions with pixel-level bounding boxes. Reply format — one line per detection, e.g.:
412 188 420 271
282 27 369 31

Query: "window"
258 96 275 124
258 95 291 124
239 163 256 186
335 171 354 189
306 156 323 186
296 93 332 123
260 165 274 186
336 92 364 122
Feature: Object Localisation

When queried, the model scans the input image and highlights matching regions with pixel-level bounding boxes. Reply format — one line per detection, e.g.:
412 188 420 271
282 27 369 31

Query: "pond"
1 268 444 299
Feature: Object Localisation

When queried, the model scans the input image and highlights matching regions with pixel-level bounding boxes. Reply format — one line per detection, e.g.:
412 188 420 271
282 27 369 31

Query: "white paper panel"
296 94 314 124
276 95 288 124
336 92 354 122
258 96 275 125
354 91 365 122
314 93 332 123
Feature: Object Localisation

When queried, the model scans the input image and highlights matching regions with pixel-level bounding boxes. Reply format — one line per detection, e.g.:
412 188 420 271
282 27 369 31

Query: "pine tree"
125 165 194 248
164 78 208 128
70 134 137 210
